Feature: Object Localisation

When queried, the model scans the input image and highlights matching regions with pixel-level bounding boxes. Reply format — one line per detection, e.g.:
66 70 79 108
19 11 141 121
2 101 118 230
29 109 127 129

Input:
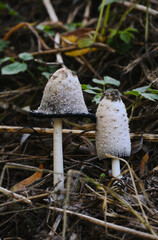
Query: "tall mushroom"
30 68 95 200
96 90 131 178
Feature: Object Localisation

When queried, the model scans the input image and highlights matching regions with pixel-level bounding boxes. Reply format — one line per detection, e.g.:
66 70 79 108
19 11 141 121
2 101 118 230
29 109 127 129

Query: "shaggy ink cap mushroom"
96 90 131 178
30 68 95 200
30 68 95 119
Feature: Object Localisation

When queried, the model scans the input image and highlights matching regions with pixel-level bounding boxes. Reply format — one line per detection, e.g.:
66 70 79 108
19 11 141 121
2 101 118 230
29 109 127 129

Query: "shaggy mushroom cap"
96 90 131 159
30 68 95 119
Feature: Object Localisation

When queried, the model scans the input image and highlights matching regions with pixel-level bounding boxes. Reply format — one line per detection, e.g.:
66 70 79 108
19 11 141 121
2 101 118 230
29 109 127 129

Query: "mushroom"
30 68 95 200
96 90 131 178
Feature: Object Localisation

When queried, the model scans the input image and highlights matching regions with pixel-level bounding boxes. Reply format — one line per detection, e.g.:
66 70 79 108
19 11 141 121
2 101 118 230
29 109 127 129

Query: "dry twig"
49 205 158 240
0 186 31 204
0 125 157 142
119 1 158 16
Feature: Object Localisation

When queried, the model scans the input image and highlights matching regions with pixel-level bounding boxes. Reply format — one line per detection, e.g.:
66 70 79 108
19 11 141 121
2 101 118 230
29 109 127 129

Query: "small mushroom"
30 68 95 200
96 90 131 178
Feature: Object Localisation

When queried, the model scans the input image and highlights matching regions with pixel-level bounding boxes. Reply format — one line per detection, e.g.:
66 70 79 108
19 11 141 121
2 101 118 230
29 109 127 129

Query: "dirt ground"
0 0 158 239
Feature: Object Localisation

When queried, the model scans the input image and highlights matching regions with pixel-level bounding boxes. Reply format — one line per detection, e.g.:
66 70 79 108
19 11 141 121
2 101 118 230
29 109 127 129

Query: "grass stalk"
101 3 111 36
93 0 106 42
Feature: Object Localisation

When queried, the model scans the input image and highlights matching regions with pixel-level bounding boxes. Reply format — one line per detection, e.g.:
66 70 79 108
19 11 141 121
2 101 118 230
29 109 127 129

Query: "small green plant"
65 22 83 31
94 0 139 53
38 64 58 80
125 85 158 108
124 85 158 120
0 52 33 75
99 173 106 183
82 76 120 104
107 27 138 45
107 27 138 53
36 25 55 37
0 52 58 82
1 62 27 75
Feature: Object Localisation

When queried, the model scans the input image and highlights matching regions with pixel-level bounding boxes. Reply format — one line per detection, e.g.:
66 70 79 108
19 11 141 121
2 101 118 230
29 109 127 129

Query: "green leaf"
0 39 9 52
120 32 131 44
84 89 97 94
93 77 120 86
82 84 90 90
98 0 124 10
141 93 158 101
38 66 46 71
77 38 93 48
100 173 106 178
0 57 11 65
65 22 82 31
119 28 138 44
125 85 158 101
103 76 120 86
0 2 6 10
82 84 101 91
36 25 55 36
19 52 34 61
149 89 158 94
133 86 149 93
42 72 51 80
108 28 117 39
9 9 18 16
92 94 102 104
92 78 105 85
1 62 27 75
49 65 58 73
124 90 140 96
36 25 44 31
125 27 138 33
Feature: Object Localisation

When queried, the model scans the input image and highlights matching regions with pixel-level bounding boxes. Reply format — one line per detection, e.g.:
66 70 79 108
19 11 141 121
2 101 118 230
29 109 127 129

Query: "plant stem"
101 3 111 36
93 0 106 42
53 118 64 200
116 0 140 33
145 0 149 51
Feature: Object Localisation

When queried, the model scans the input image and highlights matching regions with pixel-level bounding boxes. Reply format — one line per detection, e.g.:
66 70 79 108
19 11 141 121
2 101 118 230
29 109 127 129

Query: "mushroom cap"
30 68 95 119
96 90 131 159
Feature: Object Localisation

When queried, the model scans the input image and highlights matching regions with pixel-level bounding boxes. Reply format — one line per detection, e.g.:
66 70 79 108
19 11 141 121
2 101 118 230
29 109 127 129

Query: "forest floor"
0 0 158 239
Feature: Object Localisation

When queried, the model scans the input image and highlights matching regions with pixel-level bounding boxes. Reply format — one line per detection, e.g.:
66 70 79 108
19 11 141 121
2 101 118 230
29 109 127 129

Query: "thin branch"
82 0 91 27
119 1 158 16
42 0 65 68
3 22 50 51
0 186 31 204
42 0 58 22
49 206 158 240
0 125 157 142
31 43 115 56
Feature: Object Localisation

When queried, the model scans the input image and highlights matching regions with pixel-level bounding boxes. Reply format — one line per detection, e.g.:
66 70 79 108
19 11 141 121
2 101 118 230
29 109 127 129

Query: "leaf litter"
0 0 158 239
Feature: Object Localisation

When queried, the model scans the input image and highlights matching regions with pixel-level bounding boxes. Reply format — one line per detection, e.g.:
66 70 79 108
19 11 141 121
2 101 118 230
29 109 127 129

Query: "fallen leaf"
139 152 149 178
61 28 103 56
11 164 43 191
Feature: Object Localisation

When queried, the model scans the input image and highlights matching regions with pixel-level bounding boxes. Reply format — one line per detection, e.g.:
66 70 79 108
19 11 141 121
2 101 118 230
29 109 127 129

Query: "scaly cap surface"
96 90 131 159
30 68 94 118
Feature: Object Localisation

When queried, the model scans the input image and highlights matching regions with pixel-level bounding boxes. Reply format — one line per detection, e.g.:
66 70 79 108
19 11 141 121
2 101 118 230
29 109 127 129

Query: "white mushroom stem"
53 118 64 199
112 159 121 178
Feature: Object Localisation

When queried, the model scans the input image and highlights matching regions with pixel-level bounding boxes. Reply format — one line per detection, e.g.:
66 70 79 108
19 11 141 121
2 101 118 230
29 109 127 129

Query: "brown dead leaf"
61 28 104 56
11 164 43 191
139 152 149 178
